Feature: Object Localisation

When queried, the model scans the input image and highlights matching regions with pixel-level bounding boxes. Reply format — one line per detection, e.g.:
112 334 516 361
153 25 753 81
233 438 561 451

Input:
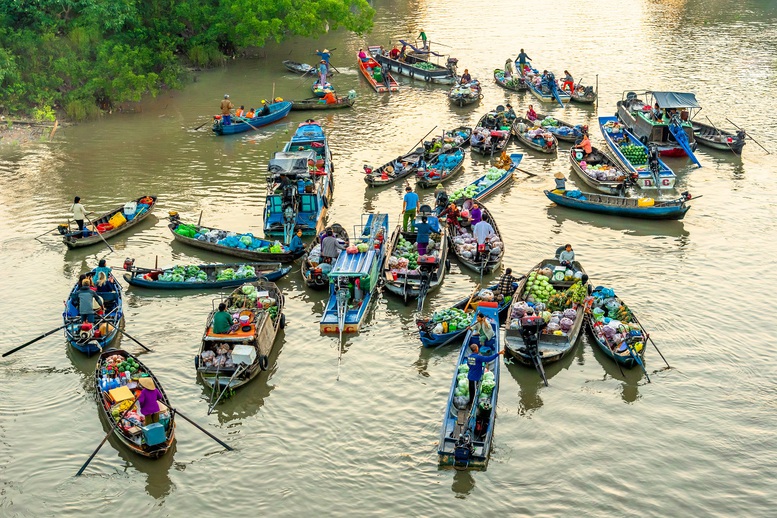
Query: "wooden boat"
599 116 677 190
534 113 583 143
312 81 335 98
290 97 354 111
448 154 521 204
448 81 483 107
364 147 425 187
62 195 157 249
424 126 473 156
122 262 291 289
503 259 588 384
446 201 504 275
416 147 466 188
300 223 349 290
382 210 449 309
357 52 399 93
196 280 285 392
95 350 175 458
616 91 701 165
320 214 389 334
212 101 292 135
493 68 527 91
470 109 512 156
570 84 597 104
282 60 332 77
586 286 647 369
168 215 304 264
63 271 124 355
417 283 516 348
510 117 558 154
692 121 746 155
544 189 692 220
568 146 629 195
264 120 333 242
438 301 501 470
523 70 571 107
371 43 458 84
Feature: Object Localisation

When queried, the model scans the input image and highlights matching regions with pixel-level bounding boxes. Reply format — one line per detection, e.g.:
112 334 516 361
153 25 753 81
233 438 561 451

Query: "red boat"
357 52 399 93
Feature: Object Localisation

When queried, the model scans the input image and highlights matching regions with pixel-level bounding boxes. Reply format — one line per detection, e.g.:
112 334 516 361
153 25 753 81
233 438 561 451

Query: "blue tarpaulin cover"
650 92 701 109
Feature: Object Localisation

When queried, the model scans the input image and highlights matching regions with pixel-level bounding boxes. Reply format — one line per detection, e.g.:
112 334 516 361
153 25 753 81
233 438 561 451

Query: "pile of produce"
103 354 141 377
158 265 208 283
174 223 199 238
430 308 470 334
578 161 624 181
389 235 420 272
540 116 559 127
200 345 234 369
602 120 625 134
620 144 647 165
451 167 506 201
480 370 496 396
525 270 556 304
413 62 437 71
452 230 503 261
216 265 257 282
229 283 275 308
453 363 470 403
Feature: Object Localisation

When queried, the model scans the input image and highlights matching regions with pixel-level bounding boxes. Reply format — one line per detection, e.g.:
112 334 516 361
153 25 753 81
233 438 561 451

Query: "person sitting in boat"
92 259 113 282
505 103 517 121
562 70 574 91
460 69 472 84
358 48 368 62
471 131 484 147
554 172 567 191
303 178 315 193
393 158 405 175
459 209 472 230
470 202 483 225
363 164 373 175
558 244 575 267
212 303 233 334
321 229 346 263
389 45 401 59
463 325 504 406
574 132 593 160
259 100 270 116
473 219 495 261
289 228 305 254
235 105 245 118
504 59 514 79
220 94 233 125
323 91 338 104
137 376 164 425
245 108 255 118
439 202 461 229
496 268 520 298
78 278 102 323
526 104 538 121
652 102 663 121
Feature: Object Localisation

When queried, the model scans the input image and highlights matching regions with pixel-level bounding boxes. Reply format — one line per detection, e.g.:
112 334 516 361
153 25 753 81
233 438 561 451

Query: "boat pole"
208 366 244 414
76 395 140 476
631 314 670 368
197 211 203 226
704 116 738 154
726 118 770 154
85 214 115 254
595 74 599 112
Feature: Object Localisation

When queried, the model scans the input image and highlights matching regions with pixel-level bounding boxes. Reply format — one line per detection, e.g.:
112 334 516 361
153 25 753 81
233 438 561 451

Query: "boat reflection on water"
113 436 178 500
450 469 476 497
546 204 691 241
584 334 644 404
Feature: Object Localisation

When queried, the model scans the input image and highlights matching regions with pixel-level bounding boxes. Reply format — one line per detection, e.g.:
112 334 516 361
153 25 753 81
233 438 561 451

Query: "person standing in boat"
470 202 483 225
562 70 574 92
77 278 102 323
464 319 504 406
402 185 420 232
71 196 87 231
220 94 233 125
138 377 164 425
504 59 514 79
315 49 331 68
473 218 495 262
415 216 432 255
321 228 345 264
496 268 520 298
460 69 472 84
515 49 532 76
318 60 328 87
92 259 113 282
418 29 428 50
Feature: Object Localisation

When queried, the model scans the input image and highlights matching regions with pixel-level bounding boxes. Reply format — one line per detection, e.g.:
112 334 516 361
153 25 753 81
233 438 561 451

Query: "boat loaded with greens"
122 260 291 289
371 42 458 84
263 120 333 243
320 213 389 335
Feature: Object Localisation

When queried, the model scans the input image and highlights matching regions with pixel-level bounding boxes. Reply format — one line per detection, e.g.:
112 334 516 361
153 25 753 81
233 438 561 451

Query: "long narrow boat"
212 101 292 135
599 116 676 190
425 126 473 155
470 109 511 156
568 146 629 195
691 121 746 155
382 211 449 309
534 113 583 143
168 216 304 264
570 84 597 104
493 68 527 91
448 153 521 204
616 91 701 165
63 272 124 355
524 71 571 107
196 281 285 392
364 147 425 187
62 195 157 249
290 97 354 111
510 117 558 154
320 214 389 334
438 301 501 470
312 81 335 98
263 120 333 242
371 43 458 84
503 259 588 384
122 262 291 289
586 286 647 369
357 52 399 93
416 147 466 188
448 82 482 107
417 283 516 348
300 223 349 290
544 189 692 220
446 201 504 275
95 350 175 458
282 60 332 77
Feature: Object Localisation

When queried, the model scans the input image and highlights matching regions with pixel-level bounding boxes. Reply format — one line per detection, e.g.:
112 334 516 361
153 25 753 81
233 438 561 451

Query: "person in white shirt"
473 219 495 261
71 196 87 230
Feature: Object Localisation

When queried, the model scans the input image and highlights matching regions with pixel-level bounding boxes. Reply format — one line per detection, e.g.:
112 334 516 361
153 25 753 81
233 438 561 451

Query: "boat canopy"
649 91 701 109
330 249 376 277
268 150 315 177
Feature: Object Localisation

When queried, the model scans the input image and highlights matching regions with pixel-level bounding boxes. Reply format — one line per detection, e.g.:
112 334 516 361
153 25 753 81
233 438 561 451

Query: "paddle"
193 120 210 131
84 214 115 254
335 287 348 381
463 284 481 313
625 341 650 383
115 327 153 353
630 314 670 368
76 395 139 476
171 407 233 450
33 225 61 241
2 324 69 357
208 365 244 414
704 115 738 154
726 118 770 154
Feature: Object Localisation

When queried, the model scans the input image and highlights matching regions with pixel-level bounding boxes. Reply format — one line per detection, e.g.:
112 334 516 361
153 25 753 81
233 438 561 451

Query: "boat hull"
567 147 627 195
545 190 690 220
123 265 291 289
63 196 157 249
290 98 354 110
63 273 125 356
358 53 399 93
511 118 558 154
373 48 456 84
493 69 527 91
212 102 292 135
169 223 303 263
692 122 745 154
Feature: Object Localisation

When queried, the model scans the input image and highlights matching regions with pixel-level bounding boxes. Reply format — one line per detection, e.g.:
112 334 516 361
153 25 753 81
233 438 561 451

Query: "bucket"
239 315 250 325
574 149 584 161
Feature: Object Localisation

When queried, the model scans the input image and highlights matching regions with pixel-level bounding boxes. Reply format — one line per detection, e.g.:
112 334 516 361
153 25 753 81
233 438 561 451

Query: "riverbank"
0 120 58 146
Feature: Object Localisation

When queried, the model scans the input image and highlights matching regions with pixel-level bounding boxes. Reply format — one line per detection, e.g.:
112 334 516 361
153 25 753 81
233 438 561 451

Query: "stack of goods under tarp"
589 287 645 353
174 224 288 254
451 167 506 200
425 149 463 178
429 307 470 335
514 120 555 149
451 229 502 261
577 160 626 182
387 234 439 277
508 266 587 335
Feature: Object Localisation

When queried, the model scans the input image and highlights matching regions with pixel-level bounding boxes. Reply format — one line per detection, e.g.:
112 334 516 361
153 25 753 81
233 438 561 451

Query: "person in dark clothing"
496 268 520 297
464 318 504 405
414 216 432 255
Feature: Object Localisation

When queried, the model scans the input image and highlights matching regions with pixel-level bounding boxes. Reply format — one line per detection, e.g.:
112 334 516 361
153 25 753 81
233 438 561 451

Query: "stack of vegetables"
413 62 437 71
103 354 140 377
540 116 559 127
603 120 625 134
578 161 623 181
158 265 208 283
479 371 496 409
525 270 556 304
430 307 470 334
590 288 645 352
451 230 503 260
174 223 199 238
425 149 464 178
453 363 470 405
215 265 257 282
620 144 647 165
450 167 506 201
390 235 420 272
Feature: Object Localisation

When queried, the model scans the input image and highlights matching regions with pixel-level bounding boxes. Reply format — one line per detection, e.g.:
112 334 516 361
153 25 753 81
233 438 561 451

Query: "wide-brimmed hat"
554 172 565 179
139 377 156 390
323 49 329 53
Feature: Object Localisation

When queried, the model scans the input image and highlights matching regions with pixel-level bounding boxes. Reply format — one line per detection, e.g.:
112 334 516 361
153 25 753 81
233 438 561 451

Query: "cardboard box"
232 344 257 366
108 386 134 403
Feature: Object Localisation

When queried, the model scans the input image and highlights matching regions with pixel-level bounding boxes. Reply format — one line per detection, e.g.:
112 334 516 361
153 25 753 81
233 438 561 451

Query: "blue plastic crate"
142 423 166 446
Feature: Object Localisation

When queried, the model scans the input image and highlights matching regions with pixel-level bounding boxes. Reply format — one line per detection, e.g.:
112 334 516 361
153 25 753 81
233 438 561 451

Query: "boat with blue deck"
371 42 458 84
524 69 571 107
263 120 333 243
448 153 522 204
212 101 292 135
63 271 124 355
320 214 389 334
438 301 501 470
599 116 676 190
544 189 693 220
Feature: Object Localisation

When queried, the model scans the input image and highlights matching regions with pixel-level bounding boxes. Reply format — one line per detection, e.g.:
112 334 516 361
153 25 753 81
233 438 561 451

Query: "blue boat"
586 286 648 369
599 116 676 190
448 154 522 204
63 272 124 355
320 214 389 334
438 302 501 470
416 147 466 188
123 262 291 289
417 283 517 348
544 189 692 220
524 70 571 107
263 120 333 243
212 101 292 135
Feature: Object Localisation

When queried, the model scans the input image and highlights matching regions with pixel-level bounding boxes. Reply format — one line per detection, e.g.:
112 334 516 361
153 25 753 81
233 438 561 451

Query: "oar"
76 395 139 476
427 40 452 48
193 119 210 131
33 225 61 241
726 118 770 154
2 323 68 357
463 284 481 313
115 327 153 352
704 116 737 154
171 407 233 450
84 214 114 254
533 324 549 386
631 314 670 368
625 341 650 383
208 366 244 414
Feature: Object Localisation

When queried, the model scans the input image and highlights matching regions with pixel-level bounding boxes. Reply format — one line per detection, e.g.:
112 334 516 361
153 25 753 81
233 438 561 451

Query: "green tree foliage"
0 0 374 120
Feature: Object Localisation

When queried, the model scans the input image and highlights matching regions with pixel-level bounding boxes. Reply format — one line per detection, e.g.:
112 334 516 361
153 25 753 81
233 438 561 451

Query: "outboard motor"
518 316 547 356
453 430 474 467
648 144 660 176
446 57 458 74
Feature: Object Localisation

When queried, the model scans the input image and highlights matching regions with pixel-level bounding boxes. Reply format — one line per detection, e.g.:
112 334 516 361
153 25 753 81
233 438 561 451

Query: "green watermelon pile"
620 144 647 165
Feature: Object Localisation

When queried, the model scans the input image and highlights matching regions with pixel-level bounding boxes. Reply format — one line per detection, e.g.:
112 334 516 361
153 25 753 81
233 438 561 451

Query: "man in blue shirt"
402 186 419 232
465 313 504 405
515 49 532 76
289 228 305 254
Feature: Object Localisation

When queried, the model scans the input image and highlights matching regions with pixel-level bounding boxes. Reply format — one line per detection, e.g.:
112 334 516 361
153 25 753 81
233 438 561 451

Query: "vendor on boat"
358 48 368 62
558 244 575 267
389 45 401 59
321 228 346 263
470 202 483 225
473 219 495 261
419 29 428 49
212 303 233 334
93 259 113 282
460 69 472 84
323 91 338 104
415 216 433 255
318 60 328 86
496 268 520 298
78 278 102 323
289 228 305 254
554 172 567 191
220 94 233 125
464 322 504 406
71 196 87 231
439 202 461 229
515 49 532 76
652 102 662 121
574 132 593 160
137 377 164 425
259 100 270 116
316 49 332 66
562 70 574 91
526 104 538 121
402 186 420 232
504 59 514 79
505 103 517 121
